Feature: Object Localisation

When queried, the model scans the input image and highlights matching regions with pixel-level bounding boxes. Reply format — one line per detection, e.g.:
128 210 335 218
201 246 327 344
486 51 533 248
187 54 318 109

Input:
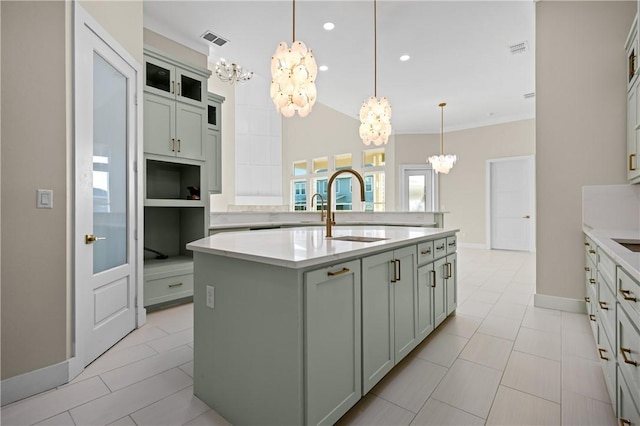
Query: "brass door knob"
523 215 531 219
85 234 106 244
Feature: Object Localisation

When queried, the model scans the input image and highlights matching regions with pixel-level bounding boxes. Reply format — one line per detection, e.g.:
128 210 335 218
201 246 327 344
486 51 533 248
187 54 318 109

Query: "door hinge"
134 229 138 240
133 160 137 173
134 94 138 106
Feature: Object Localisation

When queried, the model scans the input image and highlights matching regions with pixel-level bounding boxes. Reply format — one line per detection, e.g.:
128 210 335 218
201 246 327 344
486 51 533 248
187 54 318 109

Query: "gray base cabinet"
362 245 417 394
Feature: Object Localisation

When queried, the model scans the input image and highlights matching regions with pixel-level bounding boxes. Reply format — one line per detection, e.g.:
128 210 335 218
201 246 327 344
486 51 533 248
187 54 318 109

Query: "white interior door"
75 9 138 365
489 156 534 251
401 166 436 212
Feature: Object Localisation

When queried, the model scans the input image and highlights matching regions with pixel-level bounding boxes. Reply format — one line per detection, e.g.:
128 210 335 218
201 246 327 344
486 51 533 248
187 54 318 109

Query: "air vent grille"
524 92 535 99
509 41 528 55
202 30 228 47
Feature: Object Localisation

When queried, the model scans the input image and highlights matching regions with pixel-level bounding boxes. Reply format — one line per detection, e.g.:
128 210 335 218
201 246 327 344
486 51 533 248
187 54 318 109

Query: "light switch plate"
37 189 53 209
206 285 215 309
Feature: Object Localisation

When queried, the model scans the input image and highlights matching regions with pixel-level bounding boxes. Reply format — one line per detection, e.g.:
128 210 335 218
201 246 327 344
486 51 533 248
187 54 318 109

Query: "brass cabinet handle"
620 347 638 366
171 138 176 152
448 241 456 246
584 242 590 246
619 418 631 426
598 301 609 310
177 82 181 96
620 289 638 302
589 314 596 322
585 267 590 272
168 282 183 288
598 348 609 361
171 81 175 94
589 278 596 284
177 139 181 152
446 262 453 279
585 297 591 303
589 249 596 254
396 259 401 282
523 215 531 219
430 270 436 288
421 249 432 255
436 244 445 251
327 267 350 277
390 260 397 283
630 153 637 171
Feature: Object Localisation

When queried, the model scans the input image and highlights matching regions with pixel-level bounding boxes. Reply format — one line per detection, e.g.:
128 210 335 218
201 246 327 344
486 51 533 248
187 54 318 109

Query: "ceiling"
144 1 535 134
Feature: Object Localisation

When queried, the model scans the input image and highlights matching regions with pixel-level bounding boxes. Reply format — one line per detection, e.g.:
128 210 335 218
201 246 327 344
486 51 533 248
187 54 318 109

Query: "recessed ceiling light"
323 22 335 31
400 55 410 62
319 65 329 71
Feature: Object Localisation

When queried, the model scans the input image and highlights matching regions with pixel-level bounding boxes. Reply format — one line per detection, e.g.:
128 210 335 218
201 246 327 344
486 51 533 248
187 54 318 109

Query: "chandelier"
428 102 457 174
270 0 318 118
214 59 253 85
359 0 392 146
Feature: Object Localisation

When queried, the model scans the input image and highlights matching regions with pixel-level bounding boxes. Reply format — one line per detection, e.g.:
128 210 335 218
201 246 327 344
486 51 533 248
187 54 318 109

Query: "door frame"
70 3 144 379
485 155 535 252
398 164 438 211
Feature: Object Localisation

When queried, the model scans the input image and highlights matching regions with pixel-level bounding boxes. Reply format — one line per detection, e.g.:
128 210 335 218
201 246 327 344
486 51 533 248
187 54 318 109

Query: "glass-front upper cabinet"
144 52 207 108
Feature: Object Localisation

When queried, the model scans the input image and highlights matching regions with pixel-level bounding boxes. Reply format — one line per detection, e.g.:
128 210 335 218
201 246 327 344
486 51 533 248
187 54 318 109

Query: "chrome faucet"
326 169 366 238
310 193 326 221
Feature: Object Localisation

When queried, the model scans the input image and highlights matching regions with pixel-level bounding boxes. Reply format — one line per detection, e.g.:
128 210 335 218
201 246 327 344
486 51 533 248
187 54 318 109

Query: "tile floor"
1 248 617 426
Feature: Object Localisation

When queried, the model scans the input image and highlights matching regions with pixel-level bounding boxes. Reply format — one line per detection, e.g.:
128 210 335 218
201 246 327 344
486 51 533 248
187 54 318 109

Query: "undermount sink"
330 236 389 243
613 239 640 253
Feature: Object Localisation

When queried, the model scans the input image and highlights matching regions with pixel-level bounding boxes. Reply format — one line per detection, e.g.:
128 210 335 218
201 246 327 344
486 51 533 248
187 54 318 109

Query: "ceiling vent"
524 92 535 99
202 30 229 47
509 41 528 55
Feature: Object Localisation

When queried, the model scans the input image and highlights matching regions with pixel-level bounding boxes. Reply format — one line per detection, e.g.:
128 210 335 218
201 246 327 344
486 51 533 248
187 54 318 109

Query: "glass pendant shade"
270 40 317 118
428 102 457 174
359 96 392 146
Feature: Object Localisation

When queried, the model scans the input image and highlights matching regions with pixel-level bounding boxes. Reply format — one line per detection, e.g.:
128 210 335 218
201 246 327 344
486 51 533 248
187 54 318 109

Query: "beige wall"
396 119 535 245
144 28 207 69
536 1 632 301
282 102 396 209
1 1 143 381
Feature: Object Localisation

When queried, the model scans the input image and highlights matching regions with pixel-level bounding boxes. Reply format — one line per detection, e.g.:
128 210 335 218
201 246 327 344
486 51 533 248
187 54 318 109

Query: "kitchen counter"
188 225 458 269
583 227 640 281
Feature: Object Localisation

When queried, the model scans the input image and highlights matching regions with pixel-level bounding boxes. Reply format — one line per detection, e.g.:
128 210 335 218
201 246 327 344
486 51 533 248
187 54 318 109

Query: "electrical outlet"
206 285 215 309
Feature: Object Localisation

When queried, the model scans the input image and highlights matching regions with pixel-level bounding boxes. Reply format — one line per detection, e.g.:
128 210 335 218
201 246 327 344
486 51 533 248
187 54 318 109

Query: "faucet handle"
331 212 336 224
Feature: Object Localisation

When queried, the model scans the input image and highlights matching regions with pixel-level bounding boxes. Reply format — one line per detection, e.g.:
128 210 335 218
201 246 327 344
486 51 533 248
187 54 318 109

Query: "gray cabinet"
417 262 435 340
362 245 417 394
305 260 361 425
144 51 207 108
626 18 640 183
144 93 205 161
446 252 458 315
206 93 225 194
433 257 448 327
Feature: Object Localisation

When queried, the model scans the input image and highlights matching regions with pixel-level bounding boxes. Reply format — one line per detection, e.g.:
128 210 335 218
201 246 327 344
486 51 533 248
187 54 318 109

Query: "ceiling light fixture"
270 0 318 118
359 0 392 146
400 55 410 62
428 102 457 174
319 65 329 71
323 22 335 31
214 58 253 85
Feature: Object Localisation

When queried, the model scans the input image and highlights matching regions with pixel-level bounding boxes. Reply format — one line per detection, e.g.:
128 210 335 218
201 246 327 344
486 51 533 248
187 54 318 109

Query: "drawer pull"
584 267 590 272
620 347 638 366
589 314 596 322
598 348 609 361
598 301 609 310
436 245 445 251
421 249 432 255
448 241 456 246
327 267 350 277
585 297 590 303
630 153 637 171
620 289 638 302
619 418 631 426
168 282 183 288
589 278 596 284
589 249 596 254
584 242 590 246
430 270 436 288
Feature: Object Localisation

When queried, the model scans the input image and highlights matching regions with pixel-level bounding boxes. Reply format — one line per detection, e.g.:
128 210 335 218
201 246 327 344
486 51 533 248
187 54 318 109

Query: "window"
335 176 352 211
313 157 328 173
334 153 352 171
293 180 307 211
364 172 385 211
293 161 307 176
363 149 385 168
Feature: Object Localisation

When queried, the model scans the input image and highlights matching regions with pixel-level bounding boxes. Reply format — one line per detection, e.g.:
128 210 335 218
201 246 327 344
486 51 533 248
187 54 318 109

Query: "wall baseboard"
457 242 488 250
1 360 70 406
534 293 587 314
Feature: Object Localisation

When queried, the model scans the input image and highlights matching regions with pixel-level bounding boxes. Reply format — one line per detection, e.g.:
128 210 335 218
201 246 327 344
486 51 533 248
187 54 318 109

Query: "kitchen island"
187 226 459 425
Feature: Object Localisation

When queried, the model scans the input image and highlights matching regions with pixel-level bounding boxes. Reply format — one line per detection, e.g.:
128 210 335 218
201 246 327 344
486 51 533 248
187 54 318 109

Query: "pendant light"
359 0 392 146
270 0 318 118
428 102 457 174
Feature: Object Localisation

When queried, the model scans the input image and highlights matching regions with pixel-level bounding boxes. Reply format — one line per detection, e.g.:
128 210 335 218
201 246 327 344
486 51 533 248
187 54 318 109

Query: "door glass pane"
409 175 426 212
180 74 201 101
146 61 170 92
93 53 128 274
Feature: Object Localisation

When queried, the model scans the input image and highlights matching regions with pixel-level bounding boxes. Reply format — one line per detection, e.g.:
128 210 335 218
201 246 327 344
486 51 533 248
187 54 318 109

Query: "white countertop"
584 227 640 282
188 226 458 269
209 221 438 230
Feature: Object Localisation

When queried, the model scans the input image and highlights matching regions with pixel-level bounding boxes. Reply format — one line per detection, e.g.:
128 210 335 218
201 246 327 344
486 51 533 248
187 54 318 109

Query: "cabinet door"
144 56 177 100
393 245 418 363
305 260 361 426
631 81 640 182
206 128 222 194
445 253 457 315
176 68 206 107
362 250 394 394
175 103 205 161
417 263 435 341
144 94 176 157
433 257 447 327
